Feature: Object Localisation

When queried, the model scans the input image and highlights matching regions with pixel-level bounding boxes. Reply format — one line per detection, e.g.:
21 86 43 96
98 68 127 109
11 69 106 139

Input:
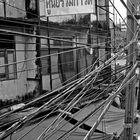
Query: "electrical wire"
0 54 115 133
0 28 136 121
0 28 110 49
0 51 94 77
32 77 110 140
0 33 112 51
0 35 116 70
0 35 131 81
37 68 101 139
0 28 114 50
36 53 130 139
50 29 139 139
0 19 112 39
0 28 138 140
0 0 114 32
0 0 137 136
0 64 101 139
0 0 113 39
16 58 121 140
0 42 131 79
7 70 122 140
0 34 111 43
0 49 131 139
58 73 136 140
41 71 126 140
0 55 104 115
82 73 136 140
0 0 130 58
120 0 138 23
0 32 131 119
128 0 138 13
109 0 136 35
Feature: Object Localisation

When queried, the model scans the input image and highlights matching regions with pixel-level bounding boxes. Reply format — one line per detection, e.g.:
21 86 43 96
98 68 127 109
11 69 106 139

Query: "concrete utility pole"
124 0 137 140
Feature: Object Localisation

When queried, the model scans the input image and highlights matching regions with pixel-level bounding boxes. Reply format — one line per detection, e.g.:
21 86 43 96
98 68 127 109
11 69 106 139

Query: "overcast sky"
110 0 126 24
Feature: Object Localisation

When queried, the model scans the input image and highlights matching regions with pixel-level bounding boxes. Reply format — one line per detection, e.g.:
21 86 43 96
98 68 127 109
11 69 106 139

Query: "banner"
43 0 95 17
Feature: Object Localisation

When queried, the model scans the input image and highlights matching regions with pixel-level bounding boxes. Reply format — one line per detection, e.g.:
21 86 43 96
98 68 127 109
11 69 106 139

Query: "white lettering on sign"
43 0 95 17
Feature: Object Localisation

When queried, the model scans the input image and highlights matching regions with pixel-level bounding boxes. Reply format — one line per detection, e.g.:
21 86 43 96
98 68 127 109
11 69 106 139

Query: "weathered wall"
24 36 38 94
0 36 26 100
0 35 38 100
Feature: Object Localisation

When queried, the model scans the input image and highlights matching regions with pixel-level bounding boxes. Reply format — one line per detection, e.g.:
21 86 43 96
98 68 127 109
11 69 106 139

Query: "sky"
110 0 127 24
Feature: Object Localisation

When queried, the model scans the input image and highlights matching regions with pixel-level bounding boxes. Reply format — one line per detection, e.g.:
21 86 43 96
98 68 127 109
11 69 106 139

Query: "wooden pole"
124 0 137 140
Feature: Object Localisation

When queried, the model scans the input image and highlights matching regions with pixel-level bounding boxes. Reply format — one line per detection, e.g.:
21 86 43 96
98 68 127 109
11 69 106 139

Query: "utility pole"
36 0 42 94
105 0 111 83
3 0 6 17
113 0 116 52
124 0 137 140
47 17 53 90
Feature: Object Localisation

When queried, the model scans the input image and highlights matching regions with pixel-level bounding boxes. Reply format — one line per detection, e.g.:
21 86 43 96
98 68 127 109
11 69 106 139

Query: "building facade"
0 0 111 105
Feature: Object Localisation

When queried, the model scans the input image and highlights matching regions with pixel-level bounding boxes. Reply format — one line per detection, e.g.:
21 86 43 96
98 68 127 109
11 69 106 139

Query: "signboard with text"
41 0 95 17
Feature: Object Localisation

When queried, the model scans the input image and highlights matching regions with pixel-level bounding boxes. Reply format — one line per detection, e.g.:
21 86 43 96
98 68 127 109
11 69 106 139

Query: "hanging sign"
42 0 95 17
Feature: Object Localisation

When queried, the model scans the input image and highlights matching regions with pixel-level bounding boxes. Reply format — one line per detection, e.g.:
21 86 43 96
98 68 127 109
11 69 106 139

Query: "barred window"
0 49 16 80
0 34 16 80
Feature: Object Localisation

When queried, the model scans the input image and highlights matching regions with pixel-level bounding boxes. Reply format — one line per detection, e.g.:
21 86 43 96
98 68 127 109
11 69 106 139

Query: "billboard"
41 0 95 17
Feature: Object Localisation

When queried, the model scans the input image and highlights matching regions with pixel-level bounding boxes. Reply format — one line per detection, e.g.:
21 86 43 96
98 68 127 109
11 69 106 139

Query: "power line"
0 62 108 139
0 0 117 48
120 0 138 23
0 33 112 47
12 66 122 140
109 0 136 35
0 18 112 39
42 73 127 140
0 28 123 70
0 36 135 139
21 62 119 140
0 0 113 38
59 69 136 140
128 0 138 13
25 34 138 139
83 68 137 140
0 28 113 50
0 48 133 80
0 20 137 121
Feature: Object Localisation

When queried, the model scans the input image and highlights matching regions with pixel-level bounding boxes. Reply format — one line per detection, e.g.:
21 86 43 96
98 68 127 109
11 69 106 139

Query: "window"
25 0 37 18
0 34 16 80
0 49 16 80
